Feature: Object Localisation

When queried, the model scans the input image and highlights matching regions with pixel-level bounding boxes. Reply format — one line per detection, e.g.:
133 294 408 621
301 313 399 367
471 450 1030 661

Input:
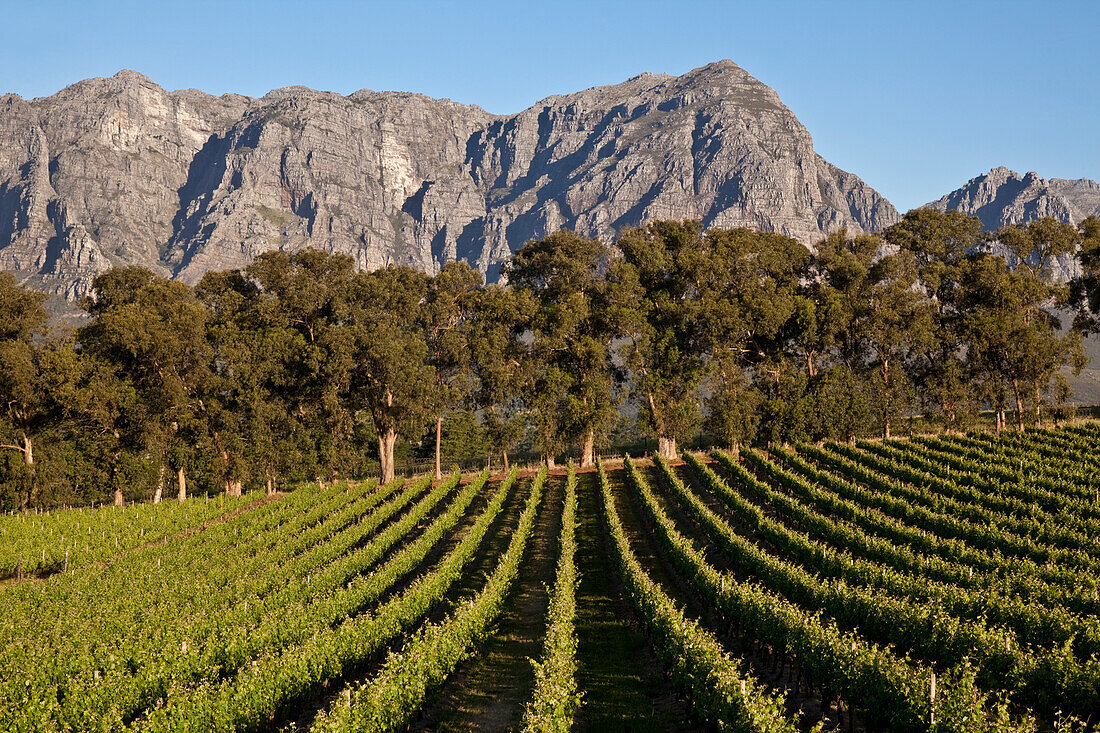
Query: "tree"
79 267 211 504
884 210 983 431
423 262 482 480
959 253 1083 430
348 266 435 483
993 216 1080 282
807 230 931 439
504 230 619 467
993 218 1087 425
704 359 762 452
246 250 357 485
195 269 301 497
864 251 931 439
0 274 52 511
1069 216 1100 334
692 228 810 450
612 221 709 459
464 284 532 470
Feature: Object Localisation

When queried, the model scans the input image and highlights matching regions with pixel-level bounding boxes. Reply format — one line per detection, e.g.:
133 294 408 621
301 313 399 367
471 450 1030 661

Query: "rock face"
924 166 1100 230
924 167 1100 281
0 62 899 298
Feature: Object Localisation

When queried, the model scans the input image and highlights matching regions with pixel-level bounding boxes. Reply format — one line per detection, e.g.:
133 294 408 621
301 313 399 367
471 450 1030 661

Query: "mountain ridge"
924 166 1100 230
0 61 898 298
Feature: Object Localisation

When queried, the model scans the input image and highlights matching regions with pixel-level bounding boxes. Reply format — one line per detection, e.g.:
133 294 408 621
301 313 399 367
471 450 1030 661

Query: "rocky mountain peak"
925 167 1100 283
0 62 898 298
924 166 1100 231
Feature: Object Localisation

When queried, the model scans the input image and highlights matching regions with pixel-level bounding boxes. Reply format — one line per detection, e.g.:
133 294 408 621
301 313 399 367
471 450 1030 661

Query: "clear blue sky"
1 0 1096 212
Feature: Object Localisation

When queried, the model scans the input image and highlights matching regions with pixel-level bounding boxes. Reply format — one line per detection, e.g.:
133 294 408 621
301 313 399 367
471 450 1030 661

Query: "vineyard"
4 424 1100 732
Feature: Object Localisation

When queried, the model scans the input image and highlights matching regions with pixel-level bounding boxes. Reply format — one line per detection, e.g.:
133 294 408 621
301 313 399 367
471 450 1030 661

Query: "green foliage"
505 230 619 463
415 408 489 462
522 466 580 732
612 220 710 452
4 209 1100 508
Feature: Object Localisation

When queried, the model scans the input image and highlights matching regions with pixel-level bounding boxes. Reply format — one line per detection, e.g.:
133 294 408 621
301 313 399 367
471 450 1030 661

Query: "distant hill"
924 166 1100 230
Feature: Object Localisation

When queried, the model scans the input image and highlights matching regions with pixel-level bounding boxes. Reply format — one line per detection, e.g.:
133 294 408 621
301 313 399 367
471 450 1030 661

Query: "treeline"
2 210 1100 511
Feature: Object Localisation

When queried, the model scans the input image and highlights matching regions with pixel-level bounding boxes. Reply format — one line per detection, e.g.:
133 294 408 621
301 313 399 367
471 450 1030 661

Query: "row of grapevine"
699 450 1100 676
916 431 1100 511
624 456 1026 732
0 479 370 723
311 468 548 732
819 440 1100 566
601 458 802 732
652 456 1018 681
0 491 256 576
801 443 1100 583
1 476 425 729
65 474 451 729
674 454 1100 721
522 465 581 733
766 446 1099 615
857 439 1100 531
769 445 1099 611
135 468 517 731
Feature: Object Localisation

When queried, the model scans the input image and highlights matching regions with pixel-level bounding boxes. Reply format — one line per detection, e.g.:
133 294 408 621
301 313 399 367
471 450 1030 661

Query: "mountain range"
0 61 1095 301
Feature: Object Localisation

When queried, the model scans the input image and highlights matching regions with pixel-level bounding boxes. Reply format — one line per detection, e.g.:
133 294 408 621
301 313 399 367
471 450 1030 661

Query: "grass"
254 204 296 229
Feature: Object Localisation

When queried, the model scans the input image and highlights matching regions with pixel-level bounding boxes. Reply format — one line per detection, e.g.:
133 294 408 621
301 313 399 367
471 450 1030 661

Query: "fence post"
929 672 936 726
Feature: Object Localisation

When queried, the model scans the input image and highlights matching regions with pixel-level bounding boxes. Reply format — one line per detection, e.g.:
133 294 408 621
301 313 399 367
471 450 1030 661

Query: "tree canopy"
1 211 1096 510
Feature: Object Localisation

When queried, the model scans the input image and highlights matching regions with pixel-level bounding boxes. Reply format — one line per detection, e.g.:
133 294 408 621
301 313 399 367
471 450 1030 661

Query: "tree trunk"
220 446 241 496
657 436 677 460
153 463 166 504
266 473 275 496
177 467 187 502
434 414 443 482
995 410 1004 434
502 449 510 473
580 429 595 469
379 427 397 484
546 455 556 470
113 486 124 507
881 358 891 440
1012 379 1025 431
1034 382 1042 426
728 440 740 461
20 434 34 514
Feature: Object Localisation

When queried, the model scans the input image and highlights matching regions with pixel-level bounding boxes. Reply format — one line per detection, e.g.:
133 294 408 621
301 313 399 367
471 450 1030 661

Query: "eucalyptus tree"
884 209 983 430
423 261 482 480
864 250 932 439
693 228 810 451
993 217 1087 425
463 284 532 470
195 269 302 496
348 265 436 483
0 274 52 511
245 250 357 485
959 252 1084 430
1070 216 1100 334
504 230 618 467
994 216 1081 282
611 220 709 459
807 229 932 439
79 267 211 504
